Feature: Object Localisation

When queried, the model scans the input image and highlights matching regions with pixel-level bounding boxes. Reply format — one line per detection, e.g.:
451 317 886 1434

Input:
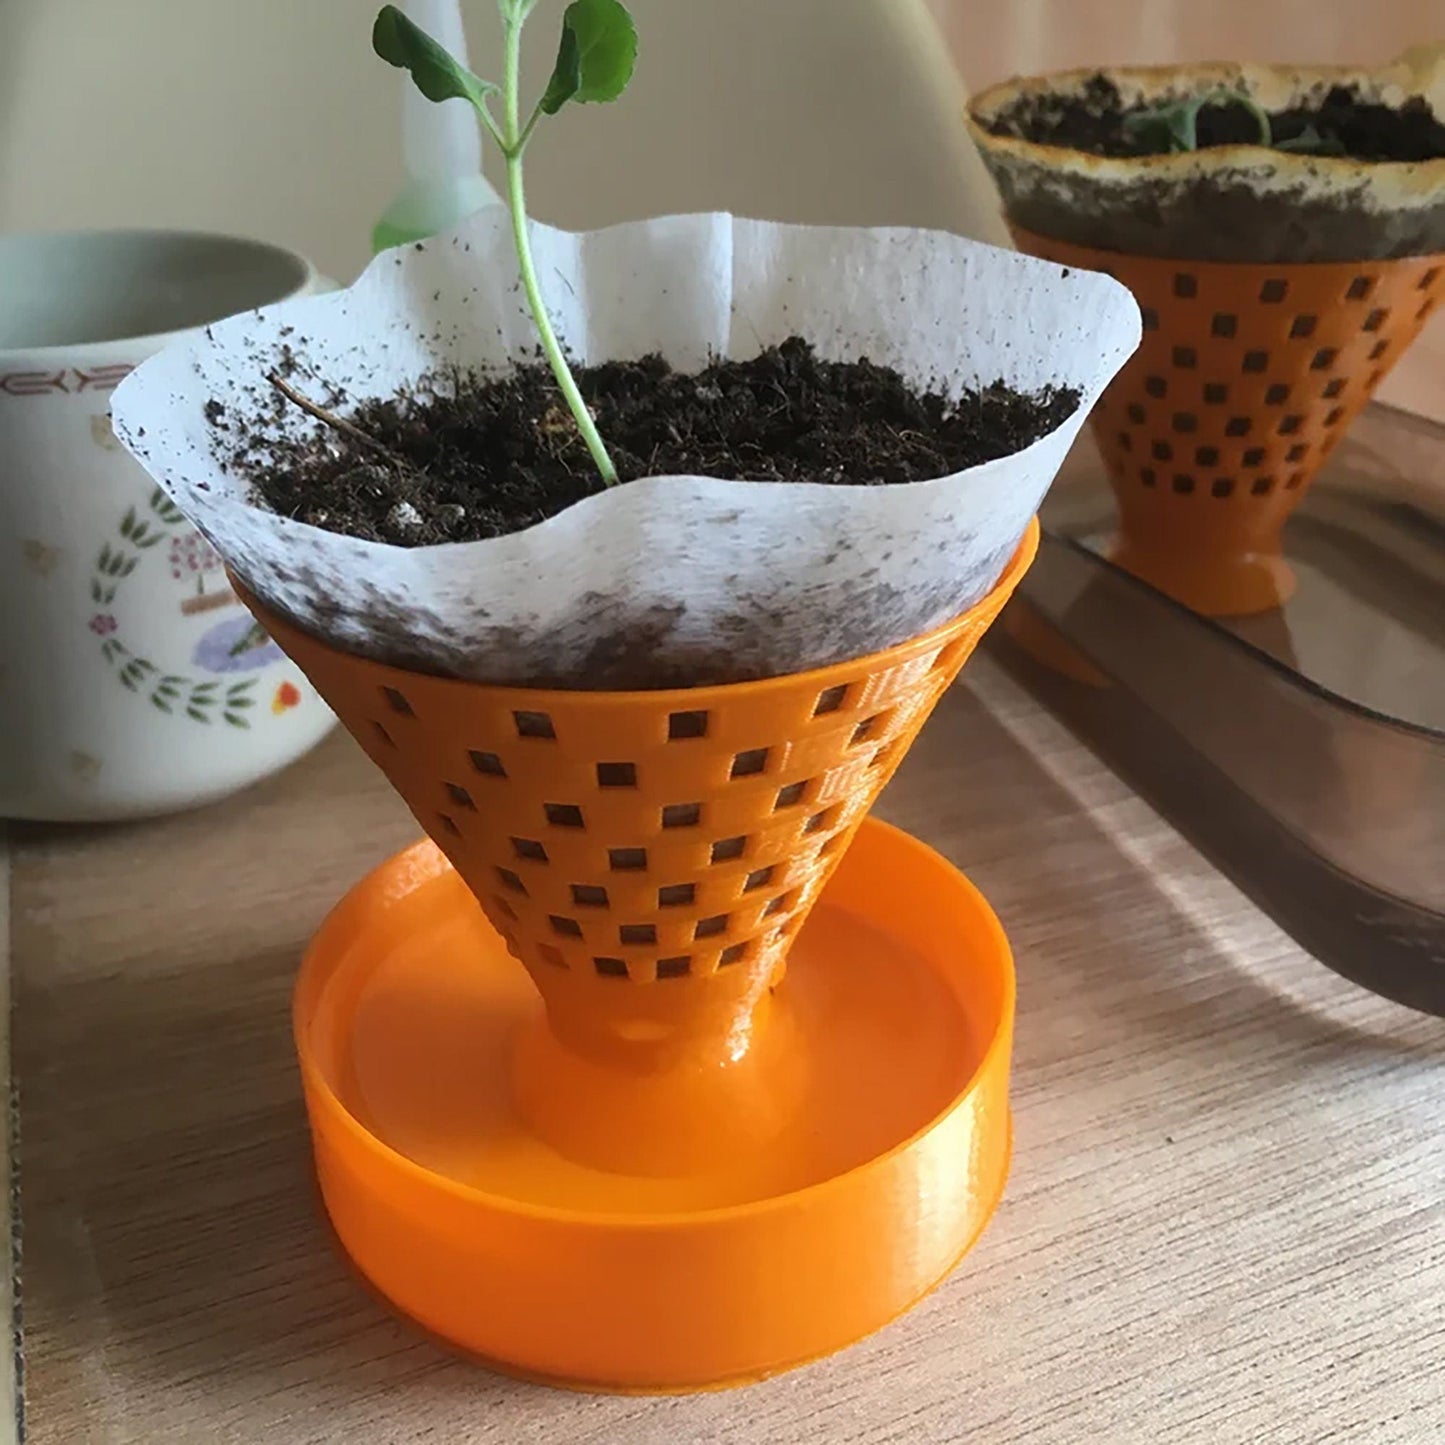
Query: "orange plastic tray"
296 816 1014 1392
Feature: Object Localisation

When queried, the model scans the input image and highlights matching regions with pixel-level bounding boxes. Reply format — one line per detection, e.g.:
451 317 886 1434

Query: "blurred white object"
372 0 502 251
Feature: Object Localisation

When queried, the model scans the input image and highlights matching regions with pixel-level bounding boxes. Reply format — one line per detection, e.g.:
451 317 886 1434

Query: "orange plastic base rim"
295 817 1015 1392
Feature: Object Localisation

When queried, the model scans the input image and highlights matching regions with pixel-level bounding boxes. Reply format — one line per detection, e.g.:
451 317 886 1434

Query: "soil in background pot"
987 74 1445 162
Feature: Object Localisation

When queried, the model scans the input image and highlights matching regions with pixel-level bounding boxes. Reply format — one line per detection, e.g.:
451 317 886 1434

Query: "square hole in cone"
537 944 566 969
1242 446 1265 467
1211 478 1234 498
1172 346 1197 369
695 914 728 939
775 781 808 810
1225 417 1253 438
620 924 657 946
1264 384 1291 405
719 943 749 967
1195 446 1220 466
657 957 692 980
711 836 746 864
1323 378 1347 399
1346 276 1374 300
1362 308 1389 333
1140 307 1159 331
594 957 628 978
1203 383 1229 405
1259 279 1288 303
1172 474 1195 494
852 714 886 744
762 893 793 918
381 686 414 717
870 741 900 770
1419 268 1440 289
492 895 517 921
513 711 555 739
1127 403 1147 424
1211 313 1237 337
469 749 506 777
659 883 696 908
1278 415 1304 436
1145 376 1167 399
1252 477 1274 495
549 915 583 939
1325 407 1346 427
496 867 528 894
608 847 647 871
437 813 460 836
1289 315 1318 339
820 832 848 857
743 866 775 892
813 685 848 716
445 782 476 811
512 837 548 862
1241 351 1269 374
1369 340 1390 361
1310 348 1338 371
596 762 638 788
804 808 838 836
1151 440 1173 462
1173 273 1198 298
1287 443 1309 462
1140 467 1157 487
668 710 708 740
1171 412 1197 434
662 802 702 828
373 722 395 749
544 803 585 828
1116 431 1133 452
1287 472 1305 489
571 884 609 908
730 748 769 779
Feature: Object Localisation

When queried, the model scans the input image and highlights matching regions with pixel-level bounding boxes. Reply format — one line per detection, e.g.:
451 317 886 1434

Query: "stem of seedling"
498 13 615 482
374 0 638 488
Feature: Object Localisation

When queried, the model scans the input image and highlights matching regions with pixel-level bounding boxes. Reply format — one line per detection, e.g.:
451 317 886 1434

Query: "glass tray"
992 404 1445 1016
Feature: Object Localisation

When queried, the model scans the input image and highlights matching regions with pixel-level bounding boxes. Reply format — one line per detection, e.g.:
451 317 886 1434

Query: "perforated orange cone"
1014 229 1445 615
235 522 1035 1390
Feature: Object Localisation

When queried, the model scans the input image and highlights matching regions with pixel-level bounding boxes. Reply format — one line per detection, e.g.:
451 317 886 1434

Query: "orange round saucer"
296 815 1014 1392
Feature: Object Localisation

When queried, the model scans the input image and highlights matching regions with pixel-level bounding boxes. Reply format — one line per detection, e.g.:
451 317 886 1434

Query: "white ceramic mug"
0 230 336 821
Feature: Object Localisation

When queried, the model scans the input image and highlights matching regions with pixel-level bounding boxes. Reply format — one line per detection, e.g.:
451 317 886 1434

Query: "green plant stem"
500 10 618 485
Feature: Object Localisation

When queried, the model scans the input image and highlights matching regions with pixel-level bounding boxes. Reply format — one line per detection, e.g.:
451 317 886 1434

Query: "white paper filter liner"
112 211 1139 688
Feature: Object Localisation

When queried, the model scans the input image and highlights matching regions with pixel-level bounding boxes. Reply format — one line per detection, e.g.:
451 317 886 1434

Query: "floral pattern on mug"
193 615 284 674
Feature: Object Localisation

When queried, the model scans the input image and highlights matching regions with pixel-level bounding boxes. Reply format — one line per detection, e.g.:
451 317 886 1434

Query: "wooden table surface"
4 655 1443 1444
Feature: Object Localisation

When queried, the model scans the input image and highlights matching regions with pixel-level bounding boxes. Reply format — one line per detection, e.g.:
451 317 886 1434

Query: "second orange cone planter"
1015 229 1445 615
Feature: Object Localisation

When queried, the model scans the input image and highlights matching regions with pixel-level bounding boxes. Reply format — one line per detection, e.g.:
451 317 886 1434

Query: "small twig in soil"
267 372 400 464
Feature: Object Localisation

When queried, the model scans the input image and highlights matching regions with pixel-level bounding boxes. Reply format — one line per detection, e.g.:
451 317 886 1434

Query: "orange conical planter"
1013 230 1445 616
238 521 1037 1391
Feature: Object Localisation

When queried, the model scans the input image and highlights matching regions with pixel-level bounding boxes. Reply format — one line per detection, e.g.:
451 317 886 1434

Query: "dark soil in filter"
988 74 1445 161
236 338 1079 547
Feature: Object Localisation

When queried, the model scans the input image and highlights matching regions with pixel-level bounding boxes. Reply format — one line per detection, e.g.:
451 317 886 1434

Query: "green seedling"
374 0 638 486
1122 88 1271 154
1121 87 1347 157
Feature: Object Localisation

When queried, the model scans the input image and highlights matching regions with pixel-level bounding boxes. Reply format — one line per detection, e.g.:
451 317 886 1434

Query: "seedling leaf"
373 5 499 109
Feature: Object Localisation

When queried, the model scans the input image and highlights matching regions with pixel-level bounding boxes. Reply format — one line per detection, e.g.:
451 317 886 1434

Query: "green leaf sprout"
1119 87 1349 157
374 0 639 487
1121 88 1272 154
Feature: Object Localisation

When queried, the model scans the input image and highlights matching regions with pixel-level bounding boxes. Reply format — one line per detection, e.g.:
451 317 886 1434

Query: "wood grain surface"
6 658 1444 1445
